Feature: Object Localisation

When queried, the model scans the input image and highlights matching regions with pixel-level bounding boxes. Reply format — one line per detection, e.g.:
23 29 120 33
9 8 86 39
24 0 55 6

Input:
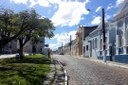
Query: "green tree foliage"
0 8 55 56
17 9 55 59
0 8 55 57
0 8 30 53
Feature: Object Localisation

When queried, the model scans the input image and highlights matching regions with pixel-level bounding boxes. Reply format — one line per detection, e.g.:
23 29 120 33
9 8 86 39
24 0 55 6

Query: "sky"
0 0 125 50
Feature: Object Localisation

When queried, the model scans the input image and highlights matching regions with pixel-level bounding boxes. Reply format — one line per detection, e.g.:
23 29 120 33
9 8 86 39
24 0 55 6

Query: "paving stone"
53 55 128 85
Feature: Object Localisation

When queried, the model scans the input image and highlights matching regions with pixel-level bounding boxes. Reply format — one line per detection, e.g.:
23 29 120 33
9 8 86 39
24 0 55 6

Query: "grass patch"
0 54 51 85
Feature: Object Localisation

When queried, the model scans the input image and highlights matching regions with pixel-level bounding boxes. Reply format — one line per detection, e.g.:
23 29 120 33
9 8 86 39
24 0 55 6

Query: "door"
90 41 92 57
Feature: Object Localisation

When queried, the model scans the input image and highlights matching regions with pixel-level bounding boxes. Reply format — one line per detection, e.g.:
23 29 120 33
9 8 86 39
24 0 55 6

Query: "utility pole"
102 8 106 62
87 8 106 62
70 35 72 55
62 43 63 54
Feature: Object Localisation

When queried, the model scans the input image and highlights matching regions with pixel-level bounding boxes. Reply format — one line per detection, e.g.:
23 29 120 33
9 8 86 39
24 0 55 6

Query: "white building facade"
86 22 116 61
114 0 128 63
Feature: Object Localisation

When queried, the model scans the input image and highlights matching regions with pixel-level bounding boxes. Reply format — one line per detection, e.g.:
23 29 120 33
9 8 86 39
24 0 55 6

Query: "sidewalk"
0 54 16 59
0 53 29 59
87 58 128 69
43 56 67 85
71 55 128 69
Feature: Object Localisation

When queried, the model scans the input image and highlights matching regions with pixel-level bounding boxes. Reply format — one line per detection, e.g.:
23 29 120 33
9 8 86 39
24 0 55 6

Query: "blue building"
85 22 115 61
114 0 128 63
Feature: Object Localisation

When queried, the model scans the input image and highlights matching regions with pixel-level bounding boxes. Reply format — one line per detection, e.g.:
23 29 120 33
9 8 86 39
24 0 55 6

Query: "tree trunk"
0 47 2 54
19 45 24 60
32 45 36 55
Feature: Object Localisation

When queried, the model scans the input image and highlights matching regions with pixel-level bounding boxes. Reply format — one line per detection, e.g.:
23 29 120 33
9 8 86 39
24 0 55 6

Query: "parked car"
59 52 64 55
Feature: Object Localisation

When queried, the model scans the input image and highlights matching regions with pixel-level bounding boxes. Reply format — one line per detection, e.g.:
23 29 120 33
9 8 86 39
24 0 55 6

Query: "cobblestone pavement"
52 55 128 85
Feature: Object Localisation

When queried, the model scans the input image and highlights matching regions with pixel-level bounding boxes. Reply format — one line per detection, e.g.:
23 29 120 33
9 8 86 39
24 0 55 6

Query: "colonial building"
86 22 115 61
83 36 90 57
76 25 83 56
63 43 70 55
71 39 77 55
114 0 128 63
2 39 17 54
24 37 45 54
62 39 77 55
76 25 97 56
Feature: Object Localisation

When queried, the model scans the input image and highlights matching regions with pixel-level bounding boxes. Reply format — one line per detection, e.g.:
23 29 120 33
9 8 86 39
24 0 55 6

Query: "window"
105 37 107 49
125 17 128 45
86 45 88 51
95 38 97 48
117 21 123 35
93 39 95 49
119 35 123 47
83 46 85 53
117 21 123 47
100 39 102 50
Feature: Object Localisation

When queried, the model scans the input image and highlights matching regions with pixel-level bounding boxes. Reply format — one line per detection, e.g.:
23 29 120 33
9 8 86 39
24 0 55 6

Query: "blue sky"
0 0 125 50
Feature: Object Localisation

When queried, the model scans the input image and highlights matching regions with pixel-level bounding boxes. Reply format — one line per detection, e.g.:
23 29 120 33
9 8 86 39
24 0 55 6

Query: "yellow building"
76 25 83 56
76 25 97 56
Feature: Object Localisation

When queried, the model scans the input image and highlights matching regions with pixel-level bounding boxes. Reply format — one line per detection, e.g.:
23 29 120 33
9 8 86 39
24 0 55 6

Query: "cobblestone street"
52 55 128 85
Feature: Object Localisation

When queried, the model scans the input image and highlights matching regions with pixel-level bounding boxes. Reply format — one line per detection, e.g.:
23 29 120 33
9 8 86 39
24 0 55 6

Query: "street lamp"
88 8 106 62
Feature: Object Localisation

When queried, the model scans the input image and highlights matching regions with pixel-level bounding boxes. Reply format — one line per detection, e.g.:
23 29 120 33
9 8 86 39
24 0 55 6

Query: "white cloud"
29 0 37 7
37 0 51 7
49 43 61 50
10 0 28 4
105 14 111 20
55 30 76 44
50 30 77 50
113 13 117 17
95 6 102 12
9 0 90 27
116 0 125 7
51 0 89 27
9 0 57 7
107 4 114 11
52 34 59 39
91 14 111 25
91 16 101 25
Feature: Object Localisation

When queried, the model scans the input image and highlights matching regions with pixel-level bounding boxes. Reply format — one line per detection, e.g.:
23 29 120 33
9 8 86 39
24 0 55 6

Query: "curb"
43 57 56 85
84 57 128 69
44 56 68 85
55 59 68 85
64 70 68 85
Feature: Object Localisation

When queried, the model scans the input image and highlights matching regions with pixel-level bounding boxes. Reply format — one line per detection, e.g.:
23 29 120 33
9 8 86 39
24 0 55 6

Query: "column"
123 18 127 54
116 35 119 55
115 22 119 55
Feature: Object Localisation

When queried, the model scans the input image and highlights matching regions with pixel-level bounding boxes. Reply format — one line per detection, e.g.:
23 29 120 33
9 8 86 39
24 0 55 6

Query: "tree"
0 8 29 53
17 9 39 58
17 9 55 59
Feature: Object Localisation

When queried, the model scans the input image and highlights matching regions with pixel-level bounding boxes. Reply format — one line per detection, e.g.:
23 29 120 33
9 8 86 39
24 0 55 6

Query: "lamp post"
88 8 106 62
